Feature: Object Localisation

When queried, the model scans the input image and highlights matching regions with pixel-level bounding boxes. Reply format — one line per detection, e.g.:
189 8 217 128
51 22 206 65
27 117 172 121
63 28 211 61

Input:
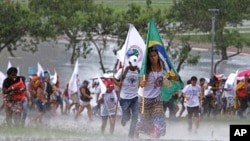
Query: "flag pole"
141 75 145 114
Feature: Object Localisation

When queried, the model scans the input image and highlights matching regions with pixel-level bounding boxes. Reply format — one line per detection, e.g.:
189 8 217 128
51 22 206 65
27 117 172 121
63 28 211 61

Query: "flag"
68 59 79 96
6 60 20 75
96 74 107 100
37 62 44 78
7 60 12 70
116 24 146 69
140 17 183 101
0 71 6 88
51 69 58 85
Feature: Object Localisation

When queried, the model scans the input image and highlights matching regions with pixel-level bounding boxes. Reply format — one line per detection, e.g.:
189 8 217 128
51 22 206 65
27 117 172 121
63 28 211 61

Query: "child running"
32 86 47 125
98 80 117 135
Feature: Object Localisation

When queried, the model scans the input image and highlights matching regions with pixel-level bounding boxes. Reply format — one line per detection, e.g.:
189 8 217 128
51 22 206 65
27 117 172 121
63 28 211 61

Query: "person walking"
113 55 140 138
135 47 166 138
75 80 93 121
182 76 202 133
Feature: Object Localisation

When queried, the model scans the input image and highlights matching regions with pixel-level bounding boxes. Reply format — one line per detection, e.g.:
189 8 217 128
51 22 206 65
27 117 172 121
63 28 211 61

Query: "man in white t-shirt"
182 76 201 133
113 55 140 138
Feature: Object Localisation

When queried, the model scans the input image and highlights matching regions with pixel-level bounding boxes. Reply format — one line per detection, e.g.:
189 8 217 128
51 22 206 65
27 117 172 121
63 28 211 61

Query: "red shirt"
9 80 26 101
237 81 248 98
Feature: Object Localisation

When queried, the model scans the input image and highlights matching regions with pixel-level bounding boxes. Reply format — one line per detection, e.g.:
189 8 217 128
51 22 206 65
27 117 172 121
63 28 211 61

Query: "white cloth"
114 68 139 99
182 84 201 107
143 70 164 98
100 90 118 116
224 84 234 98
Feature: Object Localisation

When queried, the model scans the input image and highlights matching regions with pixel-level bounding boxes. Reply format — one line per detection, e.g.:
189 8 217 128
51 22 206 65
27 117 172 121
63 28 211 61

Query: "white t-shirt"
100 90 118 116
224 84 234 98
182 84 201 107
143 70 164 98
114 68 139 99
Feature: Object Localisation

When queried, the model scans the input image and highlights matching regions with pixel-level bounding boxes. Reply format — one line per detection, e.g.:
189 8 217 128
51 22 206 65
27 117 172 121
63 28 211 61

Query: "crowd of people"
1 46 250 139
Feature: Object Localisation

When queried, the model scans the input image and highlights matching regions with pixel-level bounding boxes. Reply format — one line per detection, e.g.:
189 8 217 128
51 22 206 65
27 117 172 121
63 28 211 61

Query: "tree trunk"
221 48 228 60
70 44 76 64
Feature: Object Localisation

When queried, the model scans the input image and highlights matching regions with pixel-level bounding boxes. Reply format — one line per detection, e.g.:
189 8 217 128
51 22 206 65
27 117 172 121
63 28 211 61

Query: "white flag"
7 60 12 70
68 59 79 96
97 74 107 100
51 69 58 85
116 24 146 69
6 60 20 75
0 71 6 88
37 62 44 77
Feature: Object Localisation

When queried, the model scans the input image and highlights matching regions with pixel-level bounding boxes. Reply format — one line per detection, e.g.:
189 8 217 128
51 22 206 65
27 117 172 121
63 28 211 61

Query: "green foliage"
168 0 250 61
29 0 94 64
0 0 41 55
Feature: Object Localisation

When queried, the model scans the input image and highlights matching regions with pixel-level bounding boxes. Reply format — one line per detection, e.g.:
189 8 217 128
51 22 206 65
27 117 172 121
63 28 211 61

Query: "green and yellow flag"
140 17 183 101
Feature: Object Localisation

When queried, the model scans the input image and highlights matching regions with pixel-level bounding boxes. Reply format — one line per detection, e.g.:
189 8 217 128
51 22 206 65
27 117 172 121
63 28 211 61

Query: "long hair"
146 46 162 75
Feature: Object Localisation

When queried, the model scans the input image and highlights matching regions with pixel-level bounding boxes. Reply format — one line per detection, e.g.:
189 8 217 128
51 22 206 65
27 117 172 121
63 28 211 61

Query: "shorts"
36 99 46 113
70 93 79 104
79 101 90 107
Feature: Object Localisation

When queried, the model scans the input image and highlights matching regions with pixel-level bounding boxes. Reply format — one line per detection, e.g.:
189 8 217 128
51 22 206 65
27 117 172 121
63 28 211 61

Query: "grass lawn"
94 0 172 12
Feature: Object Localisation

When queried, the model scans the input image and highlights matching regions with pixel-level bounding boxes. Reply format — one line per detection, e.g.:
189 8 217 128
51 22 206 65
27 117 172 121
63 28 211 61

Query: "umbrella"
238 69 250 77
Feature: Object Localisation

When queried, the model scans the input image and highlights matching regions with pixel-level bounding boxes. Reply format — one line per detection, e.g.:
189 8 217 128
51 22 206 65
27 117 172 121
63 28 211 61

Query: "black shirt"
80 87 91 102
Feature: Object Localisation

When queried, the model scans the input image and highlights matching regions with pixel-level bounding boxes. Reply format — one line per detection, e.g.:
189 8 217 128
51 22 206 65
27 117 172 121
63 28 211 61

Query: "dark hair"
146 46 161 74
200 78 205 82
190 76 197 81
36 86 43 91
148 46 158 53
7 67 18 75
83 80 89 84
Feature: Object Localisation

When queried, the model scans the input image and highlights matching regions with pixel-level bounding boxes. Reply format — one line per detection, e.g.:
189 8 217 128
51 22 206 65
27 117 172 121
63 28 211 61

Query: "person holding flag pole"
113 24 145 138
135 17 183 139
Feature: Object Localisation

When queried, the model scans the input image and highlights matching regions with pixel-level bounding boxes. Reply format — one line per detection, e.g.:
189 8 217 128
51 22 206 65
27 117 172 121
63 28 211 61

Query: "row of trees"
1 0 250 73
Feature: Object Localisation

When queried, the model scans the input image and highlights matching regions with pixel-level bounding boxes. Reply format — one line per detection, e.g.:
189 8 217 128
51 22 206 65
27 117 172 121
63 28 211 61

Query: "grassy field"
94 0 173 11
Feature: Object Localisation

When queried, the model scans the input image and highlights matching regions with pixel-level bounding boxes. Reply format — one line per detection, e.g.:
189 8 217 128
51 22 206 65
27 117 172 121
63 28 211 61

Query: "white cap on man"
129 55 138 67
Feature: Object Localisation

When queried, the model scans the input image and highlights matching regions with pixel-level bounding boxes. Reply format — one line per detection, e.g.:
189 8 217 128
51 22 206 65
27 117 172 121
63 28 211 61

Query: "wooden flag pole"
141 75 145 114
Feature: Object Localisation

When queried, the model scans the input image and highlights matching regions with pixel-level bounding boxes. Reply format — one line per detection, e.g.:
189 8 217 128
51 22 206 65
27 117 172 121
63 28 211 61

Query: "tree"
0 0 42 56
85 4 119 73
168 0 250 73
29 0 94 64
113 3 153 71
143 1 200 73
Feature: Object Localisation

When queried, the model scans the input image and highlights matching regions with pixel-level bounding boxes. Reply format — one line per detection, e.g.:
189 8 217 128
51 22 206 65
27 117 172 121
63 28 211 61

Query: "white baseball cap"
129 55 138 67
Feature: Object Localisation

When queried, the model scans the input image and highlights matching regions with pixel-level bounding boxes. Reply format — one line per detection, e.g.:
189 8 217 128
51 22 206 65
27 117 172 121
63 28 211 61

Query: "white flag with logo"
116 24 146 69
